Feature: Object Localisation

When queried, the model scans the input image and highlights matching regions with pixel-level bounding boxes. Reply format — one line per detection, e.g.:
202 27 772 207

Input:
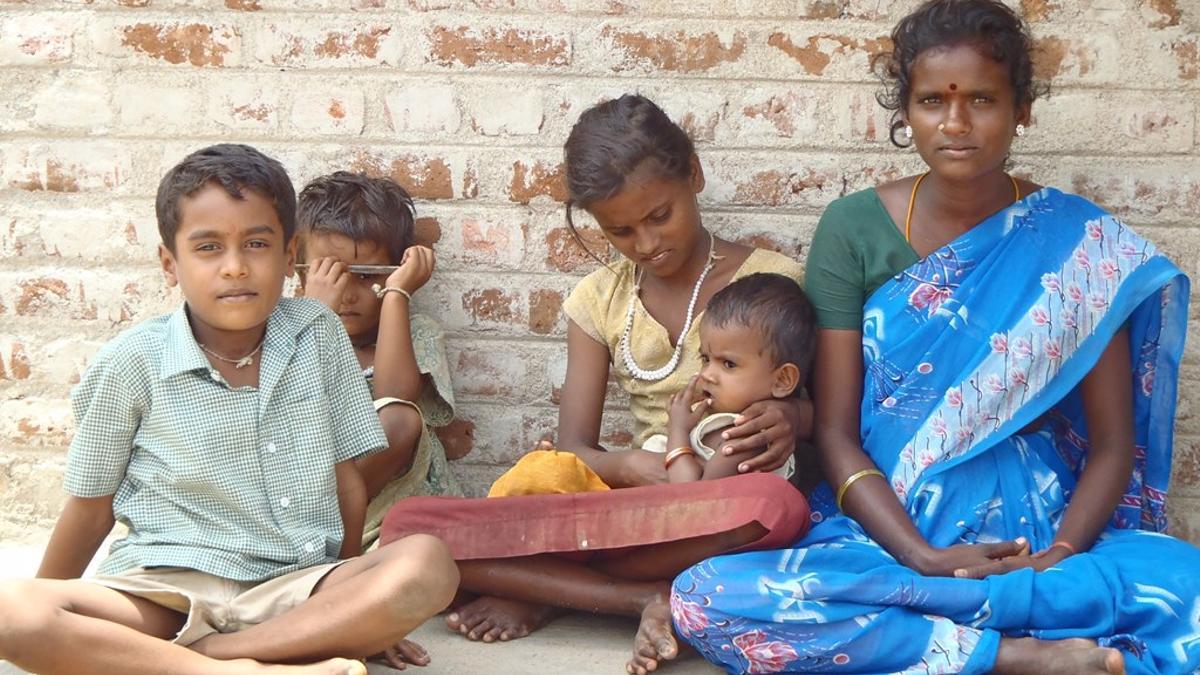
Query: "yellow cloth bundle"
488 449 611 497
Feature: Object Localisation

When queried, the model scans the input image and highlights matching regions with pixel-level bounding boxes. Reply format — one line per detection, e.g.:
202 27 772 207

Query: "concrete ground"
0 538 722 675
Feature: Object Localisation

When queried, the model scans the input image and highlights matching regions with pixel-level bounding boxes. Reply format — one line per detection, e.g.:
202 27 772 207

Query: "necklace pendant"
235 355 253 369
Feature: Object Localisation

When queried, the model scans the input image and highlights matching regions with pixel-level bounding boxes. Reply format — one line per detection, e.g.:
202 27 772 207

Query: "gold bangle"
664 446 696 469
835 468 886 511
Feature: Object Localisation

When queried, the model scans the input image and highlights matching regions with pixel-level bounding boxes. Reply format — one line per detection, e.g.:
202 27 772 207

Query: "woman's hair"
874 0 1046 147
297 171 415 265
562 94 696 263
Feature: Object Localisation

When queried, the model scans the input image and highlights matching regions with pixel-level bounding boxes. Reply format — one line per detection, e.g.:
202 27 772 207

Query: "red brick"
350 151 455 200
1019 0 1060 22
462 288 521 325
508 160 567 204
731 167 839 207
256 23 399 68
1145 0 1181 28
415 217 442 247
4 145 131 193
425 26 570 68
0 340 31 380
226 0 262 9
456 219 527 268
528 288 562 335
545 225 608 273
119 22 239 67
768 32 890 77
451 347 526 398
602 27 746 73
1173 37 1198 81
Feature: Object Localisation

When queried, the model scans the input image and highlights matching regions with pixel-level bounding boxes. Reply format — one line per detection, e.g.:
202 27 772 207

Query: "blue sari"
671 189 1200 674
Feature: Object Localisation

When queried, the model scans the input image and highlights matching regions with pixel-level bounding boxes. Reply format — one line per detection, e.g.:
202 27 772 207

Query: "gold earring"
938 123 946 132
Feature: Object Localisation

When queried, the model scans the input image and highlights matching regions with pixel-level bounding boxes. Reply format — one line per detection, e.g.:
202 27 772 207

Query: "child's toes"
394 640 429 666
467 618 494 641
481 624 505 643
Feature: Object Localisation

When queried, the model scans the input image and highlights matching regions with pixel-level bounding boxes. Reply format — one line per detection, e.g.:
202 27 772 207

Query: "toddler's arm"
664 376 709 483
698 429 763 480
334 460 367 558
37 495 115 579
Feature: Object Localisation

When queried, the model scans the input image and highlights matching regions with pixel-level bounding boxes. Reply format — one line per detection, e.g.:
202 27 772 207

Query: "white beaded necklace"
619 231 717 381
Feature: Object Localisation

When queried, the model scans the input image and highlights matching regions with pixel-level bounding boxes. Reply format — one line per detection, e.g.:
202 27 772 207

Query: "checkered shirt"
65 297 387 582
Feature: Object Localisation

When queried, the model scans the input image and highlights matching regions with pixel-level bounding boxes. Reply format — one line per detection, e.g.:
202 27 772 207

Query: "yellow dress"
562 248 805 449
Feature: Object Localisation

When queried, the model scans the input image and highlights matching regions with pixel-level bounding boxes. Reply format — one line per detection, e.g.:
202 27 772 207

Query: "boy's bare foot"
994 637 1125 675
444 596 562 642
626 596 678 675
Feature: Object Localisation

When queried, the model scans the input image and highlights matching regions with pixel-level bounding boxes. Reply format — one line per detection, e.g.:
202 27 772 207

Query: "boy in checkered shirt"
0 144 458 675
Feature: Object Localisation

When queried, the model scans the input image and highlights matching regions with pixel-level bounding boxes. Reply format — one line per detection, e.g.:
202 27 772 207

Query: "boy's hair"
297 171 416 265
562 94 695 263
703 273 817 377
156 143 296 252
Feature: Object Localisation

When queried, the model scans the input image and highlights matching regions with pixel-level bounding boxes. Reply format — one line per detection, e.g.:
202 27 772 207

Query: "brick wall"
1 0 1199 543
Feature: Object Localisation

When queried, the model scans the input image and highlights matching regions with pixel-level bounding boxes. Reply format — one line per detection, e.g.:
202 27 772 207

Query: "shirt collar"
158 304 212 380
157 298 322 381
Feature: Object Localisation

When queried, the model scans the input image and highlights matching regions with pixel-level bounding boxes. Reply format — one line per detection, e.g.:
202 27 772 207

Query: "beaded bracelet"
373 284 412 301
664 446 696 469
835 468 886 511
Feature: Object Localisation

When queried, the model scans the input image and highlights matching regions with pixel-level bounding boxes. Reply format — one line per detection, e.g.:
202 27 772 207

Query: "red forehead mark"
949 83 958 90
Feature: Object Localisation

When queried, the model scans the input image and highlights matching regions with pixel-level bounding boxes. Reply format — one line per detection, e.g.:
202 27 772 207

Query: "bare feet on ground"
444 596 563 642
374 638 430 670
994 637 1125 675
626 596 679 675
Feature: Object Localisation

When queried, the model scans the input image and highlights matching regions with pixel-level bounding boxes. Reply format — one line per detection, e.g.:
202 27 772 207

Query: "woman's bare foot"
994 637 1125 675
444 596 562 642
627 596 678 675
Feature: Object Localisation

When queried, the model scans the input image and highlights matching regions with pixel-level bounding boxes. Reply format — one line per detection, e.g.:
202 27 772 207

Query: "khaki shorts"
87 561 344 646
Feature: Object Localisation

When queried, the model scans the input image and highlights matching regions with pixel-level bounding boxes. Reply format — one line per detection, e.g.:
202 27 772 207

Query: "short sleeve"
409 313 455 427
562 268 615 343
318 313 388 462
65 345 146 497
805 200 868 330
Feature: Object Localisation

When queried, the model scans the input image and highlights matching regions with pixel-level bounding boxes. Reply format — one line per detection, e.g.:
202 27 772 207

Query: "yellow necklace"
905 172 1022 243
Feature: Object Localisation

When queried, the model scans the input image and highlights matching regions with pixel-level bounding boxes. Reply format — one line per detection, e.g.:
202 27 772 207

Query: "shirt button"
279 497 290 508
304 541 317 553
265 443 277 454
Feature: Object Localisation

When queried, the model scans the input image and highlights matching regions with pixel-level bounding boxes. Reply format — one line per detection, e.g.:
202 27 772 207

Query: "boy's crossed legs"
0 534 457 675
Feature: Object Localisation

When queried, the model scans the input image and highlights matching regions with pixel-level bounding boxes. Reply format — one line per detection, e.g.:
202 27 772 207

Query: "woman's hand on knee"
719 399 799 473
951 543 1072 579
914 538 1030 577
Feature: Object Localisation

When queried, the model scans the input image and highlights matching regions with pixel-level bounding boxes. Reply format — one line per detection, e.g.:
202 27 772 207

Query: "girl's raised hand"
721 398 808 473
388 245 435 295
302 256 350 311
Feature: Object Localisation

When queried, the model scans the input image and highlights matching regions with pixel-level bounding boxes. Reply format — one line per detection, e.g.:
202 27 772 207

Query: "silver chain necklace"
199 338 265 369
619 231 717 381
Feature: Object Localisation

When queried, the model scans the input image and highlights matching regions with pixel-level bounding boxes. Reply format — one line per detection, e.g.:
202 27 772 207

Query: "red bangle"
1049 540 1077 555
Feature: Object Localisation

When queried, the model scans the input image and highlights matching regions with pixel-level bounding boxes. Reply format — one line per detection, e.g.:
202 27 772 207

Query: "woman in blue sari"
669 1 1200 673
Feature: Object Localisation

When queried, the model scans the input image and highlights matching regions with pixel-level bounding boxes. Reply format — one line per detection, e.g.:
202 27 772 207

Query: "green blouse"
804 188 921 330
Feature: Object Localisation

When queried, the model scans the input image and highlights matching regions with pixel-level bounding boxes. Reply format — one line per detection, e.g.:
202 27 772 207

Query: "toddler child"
0 144 457 675
651 272 816 482
297 172 462 548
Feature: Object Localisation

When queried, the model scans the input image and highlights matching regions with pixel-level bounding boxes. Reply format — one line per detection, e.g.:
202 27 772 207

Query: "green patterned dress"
361 312 462 549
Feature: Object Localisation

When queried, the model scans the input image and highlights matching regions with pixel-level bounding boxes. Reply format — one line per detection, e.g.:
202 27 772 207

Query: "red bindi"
949 83 958 90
